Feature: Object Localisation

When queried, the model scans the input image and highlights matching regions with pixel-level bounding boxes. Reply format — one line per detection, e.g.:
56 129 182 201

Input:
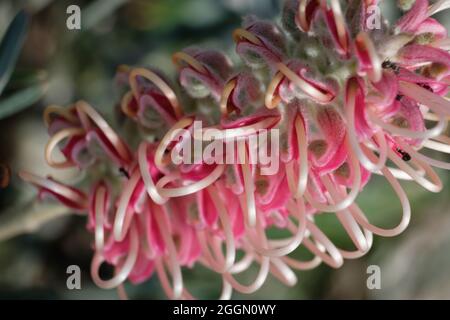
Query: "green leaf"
0 10 30 96
0 81 48 120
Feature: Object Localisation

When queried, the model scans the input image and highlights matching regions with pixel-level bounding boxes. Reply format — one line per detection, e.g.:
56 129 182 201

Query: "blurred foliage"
0 10 29 97
0 0 448 300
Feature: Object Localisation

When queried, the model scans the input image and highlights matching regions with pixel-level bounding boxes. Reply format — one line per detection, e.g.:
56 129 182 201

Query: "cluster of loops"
20 0 450 299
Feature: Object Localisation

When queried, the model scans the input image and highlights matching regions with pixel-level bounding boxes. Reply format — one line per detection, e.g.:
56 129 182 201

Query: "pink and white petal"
395 0 429 33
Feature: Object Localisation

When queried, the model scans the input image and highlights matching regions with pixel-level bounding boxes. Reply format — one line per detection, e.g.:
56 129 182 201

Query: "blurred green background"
0 0 449 299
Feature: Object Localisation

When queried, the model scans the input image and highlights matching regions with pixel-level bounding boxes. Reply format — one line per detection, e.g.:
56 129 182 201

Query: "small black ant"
395 148 411 162
382 60 401 75
396 94 403 101
119 167 130 179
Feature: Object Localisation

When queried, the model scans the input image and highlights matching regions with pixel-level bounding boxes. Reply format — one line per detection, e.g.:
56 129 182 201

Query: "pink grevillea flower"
20 0 450 299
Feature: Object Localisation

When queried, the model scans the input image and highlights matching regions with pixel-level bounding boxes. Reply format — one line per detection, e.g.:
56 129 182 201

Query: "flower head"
21 0 450 299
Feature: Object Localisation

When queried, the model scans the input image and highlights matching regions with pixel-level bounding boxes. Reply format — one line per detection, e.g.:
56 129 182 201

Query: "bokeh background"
0 0 449 299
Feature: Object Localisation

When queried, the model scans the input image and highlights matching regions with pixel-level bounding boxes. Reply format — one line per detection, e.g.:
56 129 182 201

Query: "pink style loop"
395 137 450 170
336 214 372 258
175 256 234 300
120 91 136 119
398 81 450 117
423 135 450 154
346 78 388 172
172 51 208 74
223 228 271 294
43 105 78 128
326 0 350 56
220 78 237 117
296 0 318 33
91 221 139 289
321 175 372 255
197 186 236 274
200 116 280 142
282 231 323 271
155 258 200 300
232 28 264 46
129 68 183 120
153 203 184 299
355 32 382 83
347 145 412 237
302 220 344 269
247 198 307 257
75 101 133 166
266 257 298 287
276 62 335 104
93 184 109 252
367 107 447 141
45 127 86 169
113 169 142 242
265 71 284 109
387 147 443 193
19 171 88 211
154 117 194 172
285 115 309 199
138 142 168 205
305 137 362 213
238 140 257 228
155 164 225 198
